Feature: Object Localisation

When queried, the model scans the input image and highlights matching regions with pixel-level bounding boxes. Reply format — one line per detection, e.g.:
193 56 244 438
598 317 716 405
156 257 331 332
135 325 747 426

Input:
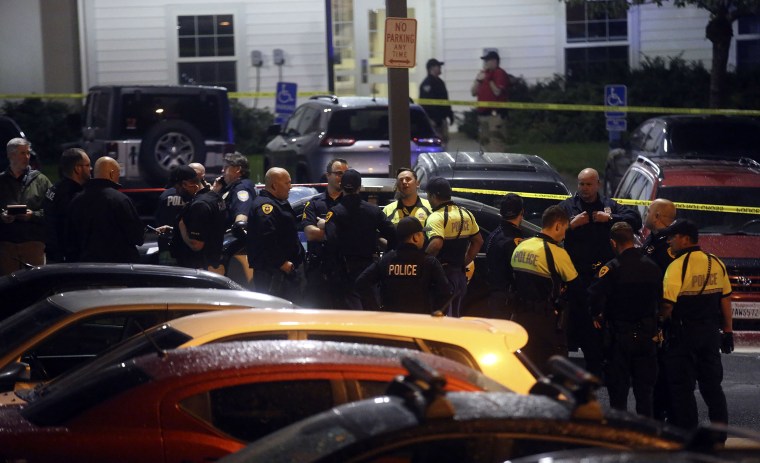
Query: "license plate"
731 301 760 319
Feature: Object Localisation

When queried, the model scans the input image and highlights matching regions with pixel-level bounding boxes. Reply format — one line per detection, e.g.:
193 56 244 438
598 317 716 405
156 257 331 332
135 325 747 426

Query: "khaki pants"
0 241 45 276
477 113 507 152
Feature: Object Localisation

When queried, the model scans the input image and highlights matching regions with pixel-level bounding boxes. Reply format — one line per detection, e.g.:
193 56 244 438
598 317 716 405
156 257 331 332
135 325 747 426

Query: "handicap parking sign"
275 82 297 115
604 84 626 118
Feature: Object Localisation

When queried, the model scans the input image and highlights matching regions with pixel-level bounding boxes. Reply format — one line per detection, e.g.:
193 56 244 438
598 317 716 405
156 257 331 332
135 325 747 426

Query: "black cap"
396 216 431 241
426 177 452 198
481 50 500 61
167 165 197 187
341 168 362 192
662 219 699 242
500 193 524 220
426 58 444 70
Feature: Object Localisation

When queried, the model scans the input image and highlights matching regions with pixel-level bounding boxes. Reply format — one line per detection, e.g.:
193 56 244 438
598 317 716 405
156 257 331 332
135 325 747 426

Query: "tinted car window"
659 186 760 233
297 107 322 135
119 93 222 139
0 302 69 353
180 380 334 442
630 120 654 151
669 120 760 157
326 108 436 140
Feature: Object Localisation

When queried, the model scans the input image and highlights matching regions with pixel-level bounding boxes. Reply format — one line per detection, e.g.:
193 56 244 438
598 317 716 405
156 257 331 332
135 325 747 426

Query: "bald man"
64 156 144 263
643 198 677 272
246 167 304 298
557 167 642 376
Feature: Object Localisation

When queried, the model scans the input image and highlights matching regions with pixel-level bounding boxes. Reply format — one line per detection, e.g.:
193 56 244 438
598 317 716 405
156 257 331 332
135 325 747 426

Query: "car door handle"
380 144 390 148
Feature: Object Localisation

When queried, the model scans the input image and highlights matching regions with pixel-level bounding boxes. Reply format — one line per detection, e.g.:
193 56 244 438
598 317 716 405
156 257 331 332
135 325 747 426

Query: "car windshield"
449 179 569 225
669 121 760 159
20 324 191 403
659 186 760 234
0 301 70 353
326 107 436 140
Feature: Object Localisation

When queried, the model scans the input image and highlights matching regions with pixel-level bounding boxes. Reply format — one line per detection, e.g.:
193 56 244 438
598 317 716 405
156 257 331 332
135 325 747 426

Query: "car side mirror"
0 362 30 392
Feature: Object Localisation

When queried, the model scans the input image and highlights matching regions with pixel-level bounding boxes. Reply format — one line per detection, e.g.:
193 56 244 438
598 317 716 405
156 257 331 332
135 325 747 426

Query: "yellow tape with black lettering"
451 187 760 215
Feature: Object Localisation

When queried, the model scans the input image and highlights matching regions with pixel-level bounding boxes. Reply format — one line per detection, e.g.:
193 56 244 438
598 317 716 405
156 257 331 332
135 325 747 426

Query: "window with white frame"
565 0 629 80
737 15 760 71
177 14 237 91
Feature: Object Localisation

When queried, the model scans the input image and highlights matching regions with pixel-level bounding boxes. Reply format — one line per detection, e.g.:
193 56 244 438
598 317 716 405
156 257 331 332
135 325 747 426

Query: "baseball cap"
396 216 430 240
425 177 452 198
341 168 362 192
426 58 444 70
167 165 197 187
500 193 524 220
662 218 699 241
481 50 500 61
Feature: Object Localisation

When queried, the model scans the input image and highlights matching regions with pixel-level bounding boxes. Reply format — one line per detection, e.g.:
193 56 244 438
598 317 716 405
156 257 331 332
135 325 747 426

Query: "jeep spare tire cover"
139 120 206 186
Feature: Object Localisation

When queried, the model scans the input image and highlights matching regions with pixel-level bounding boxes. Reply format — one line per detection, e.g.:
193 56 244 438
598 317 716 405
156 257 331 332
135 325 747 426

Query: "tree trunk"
706 14 733 108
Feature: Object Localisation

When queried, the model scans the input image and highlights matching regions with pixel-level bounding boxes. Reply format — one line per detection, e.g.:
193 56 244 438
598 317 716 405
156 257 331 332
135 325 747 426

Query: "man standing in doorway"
420 58 454 147
471 50 509 152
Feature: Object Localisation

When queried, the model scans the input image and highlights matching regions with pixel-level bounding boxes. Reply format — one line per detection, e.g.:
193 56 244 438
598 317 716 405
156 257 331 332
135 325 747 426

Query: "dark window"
179 380 334 442
118 93 224 139
326 107 435 140
0 302 69 354
565 45 629 81
667 121 760 159
566 0 627 42
737 15 760 70
177 14 236 90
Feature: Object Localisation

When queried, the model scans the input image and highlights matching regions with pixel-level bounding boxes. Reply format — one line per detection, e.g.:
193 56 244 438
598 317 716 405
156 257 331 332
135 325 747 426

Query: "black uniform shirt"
558 193 642 278
247 189 304 271
588 247 663 322
643 229 675 273
419 74 453 125
222 178 257 227
43 177 83 261
325 194 397 261
484 220 525 292
171 188 227 268
301 191 342 258
355 243 452 314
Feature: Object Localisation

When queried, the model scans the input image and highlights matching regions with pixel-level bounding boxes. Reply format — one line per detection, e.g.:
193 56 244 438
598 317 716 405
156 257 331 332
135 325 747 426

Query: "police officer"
383 168 432 225
155 175 186 265
247 167 304 299
558 167 642 376
660 219 733 433
301 158 348 308
212 153 258 284
588 222 662 417
212 152 257 227
424 177 483 318
356 216 451 314
485 193 526 319
511 205 582 374
642 197 677 422
324 169 396 310
43 148 91 263
157 165 226 270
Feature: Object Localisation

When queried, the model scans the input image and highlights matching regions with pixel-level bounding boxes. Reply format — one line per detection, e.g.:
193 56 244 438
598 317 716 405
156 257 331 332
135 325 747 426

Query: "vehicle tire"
139 121 206 187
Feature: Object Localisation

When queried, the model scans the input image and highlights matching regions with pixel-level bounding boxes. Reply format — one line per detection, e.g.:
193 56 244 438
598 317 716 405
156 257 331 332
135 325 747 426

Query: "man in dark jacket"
419 58 454 146
324 169 397 310
247 167 304 298
64 156 144 263
43 148 91 263
0 138 52 274
356 216 451 314
557 167 642 376
485 193 527 319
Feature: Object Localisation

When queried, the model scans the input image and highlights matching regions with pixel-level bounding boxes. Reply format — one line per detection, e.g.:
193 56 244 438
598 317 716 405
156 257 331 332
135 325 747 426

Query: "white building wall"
636 2 712 67
0 0 45 94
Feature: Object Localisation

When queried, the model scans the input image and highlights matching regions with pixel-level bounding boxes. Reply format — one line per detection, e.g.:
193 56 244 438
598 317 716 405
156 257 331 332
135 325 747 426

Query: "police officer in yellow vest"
424 177 483 318
383 168 431 225
660 219 733 434
511 205 582 373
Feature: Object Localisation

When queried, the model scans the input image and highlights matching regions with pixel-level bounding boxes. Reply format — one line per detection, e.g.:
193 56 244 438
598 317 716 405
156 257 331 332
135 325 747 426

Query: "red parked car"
0 340 505 463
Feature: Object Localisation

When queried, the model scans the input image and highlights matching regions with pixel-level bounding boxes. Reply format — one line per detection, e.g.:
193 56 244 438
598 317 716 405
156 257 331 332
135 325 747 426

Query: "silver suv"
265 95 443 183
78 85 235 187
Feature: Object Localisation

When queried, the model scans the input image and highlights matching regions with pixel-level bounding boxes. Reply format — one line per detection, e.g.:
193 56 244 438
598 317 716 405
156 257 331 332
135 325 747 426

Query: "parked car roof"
0 263 245 321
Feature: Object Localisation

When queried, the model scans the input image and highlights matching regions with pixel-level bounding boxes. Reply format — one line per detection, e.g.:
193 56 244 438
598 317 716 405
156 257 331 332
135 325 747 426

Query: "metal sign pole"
386 0 412 178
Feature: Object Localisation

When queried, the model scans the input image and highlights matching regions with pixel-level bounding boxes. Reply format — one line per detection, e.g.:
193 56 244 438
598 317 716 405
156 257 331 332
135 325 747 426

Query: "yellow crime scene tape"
4 91 759 214
451 187 760 216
